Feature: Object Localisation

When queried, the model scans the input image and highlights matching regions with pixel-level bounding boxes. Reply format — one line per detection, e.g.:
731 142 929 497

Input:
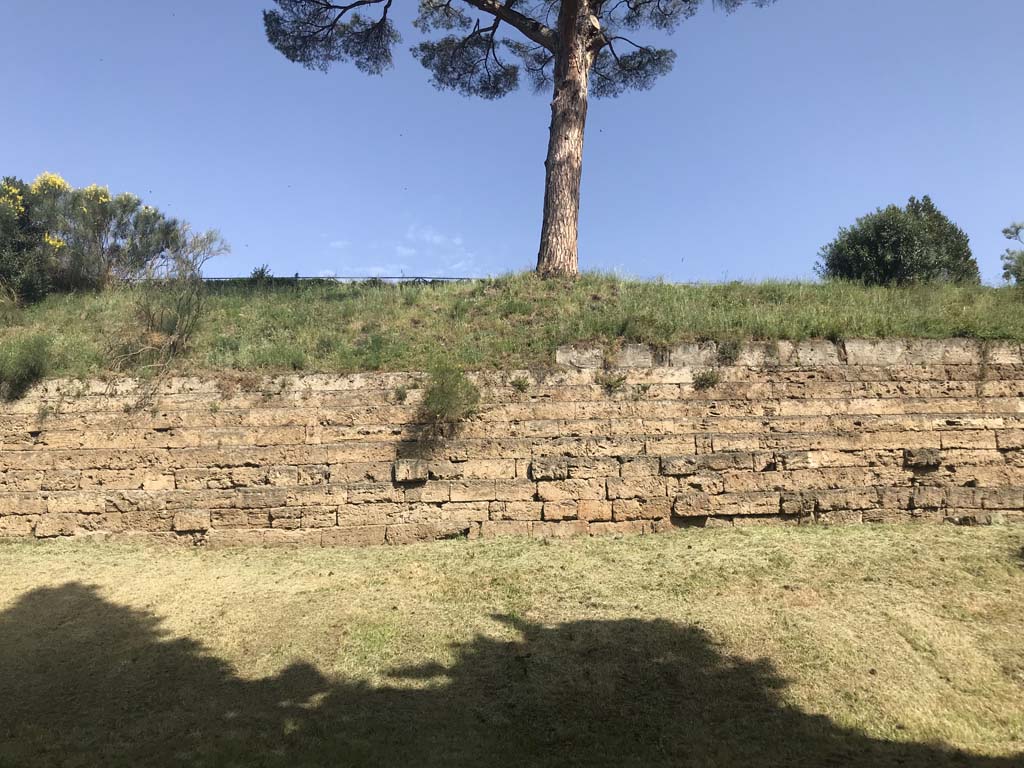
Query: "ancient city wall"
1 339 1022 546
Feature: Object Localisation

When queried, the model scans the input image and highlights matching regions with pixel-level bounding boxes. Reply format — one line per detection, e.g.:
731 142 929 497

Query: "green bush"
693 369 721 391
419 364 480 429
0 334 51 400
817 196 979 286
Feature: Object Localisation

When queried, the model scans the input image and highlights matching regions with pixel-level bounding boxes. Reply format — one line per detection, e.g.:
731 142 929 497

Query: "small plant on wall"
419 363 480 434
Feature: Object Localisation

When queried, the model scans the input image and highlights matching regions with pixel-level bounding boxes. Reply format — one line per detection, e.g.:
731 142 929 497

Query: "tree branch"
459 0 559 52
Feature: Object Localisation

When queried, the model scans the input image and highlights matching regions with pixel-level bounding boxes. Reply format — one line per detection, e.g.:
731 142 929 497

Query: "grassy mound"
3 273 1023 377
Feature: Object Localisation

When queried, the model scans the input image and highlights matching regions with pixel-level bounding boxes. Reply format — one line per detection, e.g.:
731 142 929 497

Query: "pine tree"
263 0 776 276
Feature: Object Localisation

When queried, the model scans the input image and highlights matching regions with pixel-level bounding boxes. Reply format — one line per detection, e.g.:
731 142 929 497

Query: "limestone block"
606 477 668 500
347 483 404 504
385 522 472 544
567 457 620 479
661 456 699 477
542 501 578 521
611 344 654 368
172 510 210 532
590 520 649 536
322 525 386 547
34 514 78 538
262 529 323 548
673 491 712 517
439 502 490 523
403 482 451 503
577 500 613 522
47 492 104 515
490 501 543 521
844 340 908 366
711 492 782 516
536 479 605 501
0 493 47 515
530 458 568 481
555 346 603 369
669 342 717 368
612 498 670 521
940 431 997 450
450 480 496 502
619 457 661 477
142 473 175 491
903 448 942 468
531 520 589 538
337 503 392 526
0 515 37 536
480 520 531 538
393 459 429 483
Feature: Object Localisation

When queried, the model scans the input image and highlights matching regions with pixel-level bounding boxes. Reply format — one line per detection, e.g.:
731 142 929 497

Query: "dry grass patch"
1 524 1022 766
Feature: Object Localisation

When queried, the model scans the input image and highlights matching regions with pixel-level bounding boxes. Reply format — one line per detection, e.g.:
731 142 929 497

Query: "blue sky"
2 0 1021 282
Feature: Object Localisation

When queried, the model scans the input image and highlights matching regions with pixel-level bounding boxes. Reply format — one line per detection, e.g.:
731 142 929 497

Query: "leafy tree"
263 0 776 277
1001 222 1023 285
1 173 220 302
816 196 980 286
27 173 183 291
0 177 50 303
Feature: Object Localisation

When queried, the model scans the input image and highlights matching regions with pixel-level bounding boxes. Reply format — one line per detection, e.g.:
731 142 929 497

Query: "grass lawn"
3 273 1024 378
1 524 1022 767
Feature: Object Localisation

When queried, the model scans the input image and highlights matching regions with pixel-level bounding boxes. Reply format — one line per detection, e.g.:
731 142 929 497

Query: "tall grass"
3 273 1023 377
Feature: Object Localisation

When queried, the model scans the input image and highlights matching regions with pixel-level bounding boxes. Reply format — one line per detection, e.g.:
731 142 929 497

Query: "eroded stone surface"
3 340 1022 546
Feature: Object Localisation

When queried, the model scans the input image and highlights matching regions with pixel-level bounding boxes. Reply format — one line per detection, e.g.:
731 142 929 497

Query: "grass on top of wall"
2 272 1023 378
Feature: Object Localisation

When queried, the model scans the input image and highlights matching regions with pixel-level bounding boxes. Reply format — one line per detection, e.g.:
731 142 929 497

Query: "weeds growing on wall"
0 333 50 400
419 363 480 432
693 369 721 391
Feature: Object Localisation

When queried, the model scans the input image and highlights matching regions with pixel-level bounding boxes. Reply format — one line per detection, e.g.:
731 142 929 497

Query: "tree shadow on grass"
0 583 1019 768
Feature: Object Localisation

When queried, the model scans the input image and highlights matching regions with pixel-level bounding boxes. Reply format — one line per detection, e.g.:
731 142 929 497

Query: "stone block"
555 346 603 368
673 491 711 517
531 520 589 539
480 520 531 539
173 510 210 532
385 522 472 545
34 514 78 538
490 501 544 521
322 525 386 547
530 458 568 481
393 459 429 483
669 342 717 367
611 344 653 368
542 501 578 521
450 480 496 502
606 477 667 500
903 448 942 468
590 520 649 536
577 500 613 522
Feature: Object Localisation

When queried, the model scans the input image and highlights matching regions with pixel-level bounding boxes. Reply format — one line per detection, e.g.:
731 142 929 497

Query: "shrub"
249 264 273 285
817 196 979 286
693 369 721 391
419 364 480 429
716 339 741 365
0 333 51 400
595 370 628 394
109 228 227 377
1001 223 1023 285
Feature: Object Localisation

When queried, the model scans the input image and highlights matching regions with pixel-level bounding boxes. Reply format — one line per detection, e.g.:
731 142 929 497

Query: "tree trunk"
535 0 594 278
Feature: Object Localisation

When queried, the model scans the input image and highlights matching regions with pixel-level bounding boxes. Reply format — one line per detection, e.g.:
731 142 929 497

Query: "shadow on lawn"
1 583 1019 768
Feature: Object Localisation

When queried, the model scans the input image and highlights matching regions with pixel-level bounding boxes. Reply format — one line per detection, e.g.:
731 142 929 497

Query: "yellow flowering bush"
0 181 25 217
28 171 71 195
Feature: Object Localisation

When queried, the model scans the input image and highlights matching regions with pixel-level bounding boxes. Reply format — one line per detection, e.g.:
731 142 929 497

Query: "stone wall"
1 339 1022 546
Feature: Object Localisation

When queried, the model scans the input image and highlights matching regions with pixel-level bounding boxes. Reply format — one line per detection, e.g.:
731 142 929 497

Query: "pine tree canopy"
264 0 776 100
